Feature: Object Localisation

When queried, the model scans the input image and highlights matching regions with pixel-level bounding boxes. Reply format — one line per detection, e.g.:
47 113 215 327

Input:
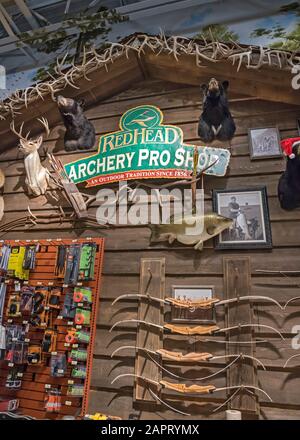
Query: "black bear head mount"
56 95 85 115
55 94 95 151
201 78 229 101
197 78 236 143
290 142 300 171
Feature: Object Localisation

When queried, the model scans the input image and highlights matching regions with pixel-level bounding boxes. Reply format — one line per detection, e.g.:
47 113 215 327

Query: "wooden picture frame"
171 285 216 324
213 187 273 250
248 127 282 160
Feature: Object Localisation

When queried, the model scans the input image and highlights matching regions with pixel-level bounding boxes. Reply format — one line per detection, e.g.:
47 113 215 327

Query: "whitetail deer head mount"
10 118 51 197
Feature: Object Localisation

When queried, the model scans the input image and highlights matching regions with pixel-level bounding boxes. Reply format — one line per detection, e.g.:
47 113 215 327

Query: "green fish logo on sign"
64 105 230 187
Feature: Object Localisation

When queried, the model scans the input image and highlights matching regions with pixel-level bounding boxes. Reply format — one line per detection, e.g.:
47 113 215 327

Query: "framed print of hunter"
212 187 273 250
171 285 216 324
171 286 216 324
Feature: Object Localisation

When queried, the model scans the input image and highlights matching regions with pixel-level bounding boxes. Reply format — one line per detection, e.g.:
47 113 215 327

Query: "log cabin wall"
1 78 300 420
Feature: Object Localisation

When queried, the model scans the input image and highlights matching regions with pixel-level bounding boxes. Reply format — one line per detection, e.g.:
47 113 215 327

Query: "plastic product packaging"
74 308 91 326
50 353 67 377
71 364 86 379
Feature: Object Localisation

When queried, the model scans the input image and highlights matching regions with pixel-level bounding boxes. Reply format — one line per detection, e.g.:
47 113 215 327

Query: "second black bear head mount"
278 139 300 210
56 95 96 151
198 78 236 144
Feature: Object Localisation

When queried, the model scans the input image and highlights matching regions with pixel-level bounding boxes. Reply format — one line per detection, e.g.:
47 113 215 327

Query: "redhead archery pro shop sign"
64 105 230 187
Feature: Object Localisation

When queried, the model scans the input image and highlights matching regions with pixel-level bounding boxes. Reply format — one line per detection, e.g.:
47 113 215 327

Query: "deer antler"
37 117 50 138
11 118 50 141
10 120 30 141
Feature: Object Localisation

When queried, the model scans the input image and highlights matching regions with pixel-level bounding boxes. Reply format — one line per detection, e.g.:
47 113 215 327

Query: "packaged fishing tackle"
76 329 90 344
50 353 67 377
69 348 87 363
78 243 96 281
48 287 62 309
5 325 27 348
0 244 11 271
5 367 23 389
30 289 50 327
20 286 34 315
7 293 22 318
71 364 87 379
67 383 84 397
7 246 29 280
0 282 7 324
27 344 42 365
64 244 81 284
65 327 77 344
42 330 57 353
0 324 6 356
23 244 39 270
74 307 91 326
6 341 28 365
45 388 62 412
73 286 92 304
61 291 76 319
55 245 67 278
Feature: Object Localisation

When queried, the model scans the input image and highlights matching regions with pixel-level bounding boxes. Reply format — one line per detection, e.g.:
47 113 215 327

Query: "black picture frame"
248 127 282 160
297 119 300 136
212 187 273 250
171 285 216 324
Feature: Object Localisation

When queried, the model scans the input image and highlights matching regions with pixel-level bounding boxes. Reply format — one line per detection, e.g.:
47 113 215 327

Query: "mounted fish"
56 95 95 151
150 212 233 250
0 169 5 222
10 118 51 197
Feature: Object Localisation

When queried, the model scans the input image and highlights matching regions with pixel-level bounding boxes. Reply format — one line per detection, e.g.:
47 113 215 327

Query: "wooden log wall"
1 78 300 419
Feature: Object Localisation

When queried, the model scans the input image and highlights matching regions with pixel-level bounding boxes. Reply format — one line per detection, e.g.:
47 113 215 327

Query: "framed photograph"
212 187 272 250
248 127 282 160
171 285 216 324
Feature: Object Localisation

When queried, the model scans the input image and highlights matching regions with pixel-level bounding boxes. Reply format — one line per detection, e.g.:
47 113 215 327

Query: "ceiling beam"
142 52 300 106
64 0 72 15
14 0 40 29
0 2 37 61
0 51 144 150
0 5 17 36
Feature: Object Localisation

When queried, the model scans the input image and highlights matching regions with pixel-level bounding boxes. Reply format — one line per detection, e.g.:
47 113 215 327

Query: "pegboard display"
0 238 104 419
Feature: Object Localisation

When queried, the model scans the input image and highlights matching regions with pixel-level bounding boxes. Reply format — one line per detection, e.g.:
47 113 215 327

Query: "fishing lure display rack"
0 238 104 419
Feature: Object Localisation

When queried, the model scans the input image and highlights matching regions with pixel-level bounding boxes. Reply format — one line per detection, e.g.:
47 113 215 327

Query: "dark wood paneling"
0 77 299 420
101 248 300 276
224 257 258 414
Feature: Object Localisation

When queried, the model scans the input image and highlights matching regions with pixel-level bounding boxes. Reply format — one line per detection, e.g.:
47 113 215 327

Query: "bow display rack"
110 257 268 417
0 238 104 419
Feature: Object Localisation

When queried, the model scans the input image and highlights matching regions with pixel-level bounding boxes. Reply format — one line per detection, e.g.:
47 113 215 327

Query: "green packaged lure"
78 243 96 281
69 348 87 362
71 364 87 379
67 383 84 397
76 329 90 344
73 287 92 304
74 307 91 326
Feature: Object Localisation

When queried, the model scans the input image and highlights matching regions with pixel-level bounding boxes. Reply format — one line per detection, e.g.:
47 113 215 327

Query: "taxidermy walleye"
150 213 233 250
